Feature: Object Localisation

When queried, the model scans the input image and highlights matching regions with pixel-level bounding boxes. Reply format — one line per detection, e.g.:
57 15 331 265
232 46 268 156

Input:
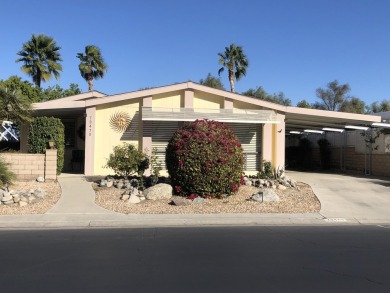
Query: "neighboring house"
22 82 381 176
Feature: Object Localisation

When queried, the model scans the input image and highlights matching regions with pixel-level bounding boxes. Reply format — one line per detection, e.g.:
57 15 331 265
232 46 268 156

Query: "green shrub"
105 143 149 177
28 117 65 174
258 160 273 179
150 147 162 185
166 119 244 197
0 156 16 187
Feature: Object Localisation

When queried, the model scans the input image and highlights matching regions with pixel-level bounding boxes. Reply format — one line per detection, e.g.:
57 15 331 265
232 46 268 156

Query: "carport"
284 107 382 174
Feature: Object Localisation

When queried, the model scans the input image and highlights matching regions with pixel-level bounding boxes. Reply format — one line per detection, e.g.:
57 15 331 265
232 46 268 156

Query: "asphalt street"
0 225 389 293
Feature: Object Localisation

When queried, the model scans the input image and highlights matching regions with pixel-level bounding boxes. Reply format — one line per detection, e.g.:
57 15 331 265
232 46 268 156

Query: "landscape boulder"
144 183 173 200
250 189 280 202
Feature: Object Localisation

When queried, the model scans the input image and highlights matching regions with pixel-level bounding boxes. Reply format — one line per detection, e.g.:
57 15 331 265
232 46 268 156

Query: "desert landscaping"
0 177 321 216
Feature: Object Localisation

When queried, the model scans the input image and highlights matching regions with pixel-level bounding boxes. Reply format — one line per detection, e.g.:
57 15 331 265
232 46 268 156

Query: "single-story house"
21 82 383 176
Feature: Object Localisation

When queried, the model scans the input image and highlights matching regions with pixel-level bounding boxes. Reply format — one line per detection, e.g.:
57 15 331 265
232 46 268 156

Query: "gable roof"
33 90 107 111
32 81 381 128
33 82 286 111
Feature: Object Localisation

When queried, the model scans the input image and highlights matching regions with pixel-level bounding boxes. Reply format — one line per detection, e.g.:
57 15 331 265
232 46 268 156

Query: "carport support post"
274 113 286 169
340 131 346 170
363 128 373 175
262 124 273 166
140 96 152 176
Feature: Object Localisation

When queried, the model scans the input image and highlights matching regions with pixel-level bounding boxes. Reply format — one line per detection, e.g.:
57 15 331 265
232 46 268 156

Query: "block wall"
1 149 57 180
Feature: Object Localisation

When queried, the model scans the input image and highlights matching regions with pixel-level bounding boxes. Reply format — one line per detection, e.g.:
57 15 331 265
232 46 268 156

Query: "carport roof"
285 106 381 132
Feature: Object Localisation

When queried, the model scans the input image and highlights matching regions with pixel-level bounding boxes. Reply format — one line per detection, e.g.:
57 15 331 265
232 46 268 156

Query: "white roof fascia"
33 101 86 110
286 106 381 123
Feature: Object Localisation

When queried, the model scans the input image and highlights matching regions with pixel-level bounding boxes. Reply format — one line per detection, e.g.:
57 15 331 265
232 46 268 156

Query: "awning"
141 107 279 124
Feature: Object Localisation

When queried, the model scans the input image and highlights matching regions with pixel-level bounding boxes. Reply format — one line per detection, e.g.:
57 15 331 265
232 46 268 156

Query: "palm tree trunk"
35 70 41 88
228 70 235 93
88 75 93 92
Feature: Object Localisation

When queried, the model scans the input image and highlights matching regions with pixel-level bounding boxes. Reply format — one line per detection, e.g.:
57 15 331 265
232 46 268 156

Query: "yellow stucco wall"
193 90 224 110
233 100 263 110
152 91 182 109
94 99 140 175
92 90 284 176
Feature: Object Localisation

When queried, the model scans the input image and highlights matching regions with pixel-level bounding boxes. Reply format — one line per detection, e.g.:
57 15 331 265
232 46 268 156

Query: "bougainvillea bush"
166 119 244 197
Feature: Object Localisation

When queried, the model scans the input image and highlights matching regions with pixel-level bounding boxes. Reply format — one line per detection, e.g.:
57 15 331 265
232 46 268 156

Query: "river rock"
192 197 205 205
245 180 252 186
277 185 287 191
2 195 12 202
106 180 113 188
36 176 45 183
28 196 37 204
289 180 297 188
19 201 28 207
279 179 291 188
128 194 141 204
144 183 173 200
121 194 130 201
34 188 45 198
172 198 192 206
131 188 139 196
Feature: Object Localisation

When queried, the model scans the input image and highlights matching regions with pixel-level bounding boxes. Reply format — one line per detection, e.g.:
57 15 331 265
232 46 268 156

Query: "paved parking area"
287 171 390 224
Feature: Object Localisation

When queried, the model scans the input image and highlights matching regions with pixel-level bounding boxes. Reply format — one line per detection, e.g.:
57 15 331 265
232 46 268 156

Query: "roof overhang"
141 107 279 124
285 107 381 132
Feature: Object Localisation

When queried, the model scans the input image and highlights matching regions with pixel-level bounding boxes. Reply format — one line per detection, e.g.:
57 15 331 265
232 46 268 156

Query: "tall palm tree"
77 45 108 91
218 44 249 93
16 34 63 88
0 85 33 123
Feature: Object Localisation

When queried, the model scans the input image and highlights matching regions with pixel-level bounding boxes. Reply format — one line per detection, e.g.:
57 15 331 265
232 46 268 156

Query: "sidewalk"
0 173 387 229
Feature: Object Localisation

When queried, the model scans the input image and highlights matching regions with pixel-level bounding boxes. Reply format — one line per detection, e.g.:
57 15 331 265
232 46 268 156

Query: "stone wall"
1 149 57 180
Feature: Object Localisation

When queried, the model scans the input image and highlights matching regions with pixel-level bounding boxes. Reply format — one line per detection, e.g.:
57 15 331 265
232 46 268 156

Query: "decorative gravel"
0 181 62 215
0 180 321 215
94 182 321 214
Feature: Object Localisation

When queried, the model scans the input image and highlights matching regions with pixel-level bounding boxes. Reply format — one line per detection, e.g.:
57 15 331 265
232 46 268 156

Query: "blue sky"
1 0 389 106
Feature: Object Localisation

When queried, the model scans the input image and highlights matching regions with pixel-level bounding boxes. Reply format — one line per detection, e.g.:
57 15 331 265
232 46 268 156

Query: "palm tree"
218 44 249 93
0 85 33 123
16 34 63 88
77 45 108 91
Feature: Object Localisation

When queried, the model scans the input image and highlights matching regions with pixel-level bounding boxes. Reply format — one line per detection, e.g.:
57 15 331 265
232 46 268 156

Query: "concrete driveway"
287 171 390 224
